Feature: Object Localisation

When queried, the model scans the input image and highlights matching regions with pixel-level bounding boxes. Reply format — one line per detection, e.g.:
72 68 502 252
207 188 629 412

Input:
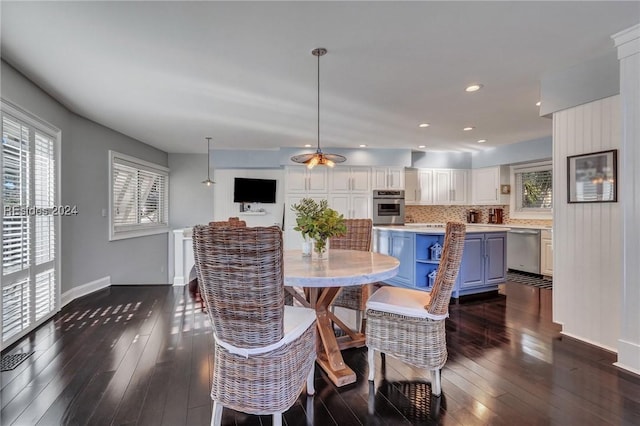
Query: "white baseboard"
173 276 186 286
61 276 111 308
560 331 618 353
615 339 640 375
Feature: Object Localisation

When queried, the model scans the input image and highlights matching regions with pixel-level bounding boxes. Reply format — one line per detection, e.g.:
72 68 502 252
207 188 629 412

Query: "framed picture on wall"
567 149 617 203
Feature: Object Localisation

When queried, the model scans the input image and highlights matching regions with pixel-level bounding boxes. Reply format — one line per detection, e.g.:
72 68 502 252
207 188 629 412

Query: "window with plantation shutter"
510 161 553 218
2 101 60 347
109 151 169 240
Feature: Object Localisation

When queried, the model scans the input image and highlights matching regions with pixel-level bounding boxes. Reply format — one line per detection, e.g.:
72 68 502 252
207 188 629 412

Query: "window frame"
509 160 553 220
108 150 169 241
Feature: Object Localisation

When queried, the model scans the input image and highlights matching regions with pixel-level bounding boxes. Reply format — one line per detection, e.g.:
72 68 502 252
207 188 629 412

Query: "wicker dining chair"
329 218 374 332
189 218 248 304
365 222 466 396
192 225 317 426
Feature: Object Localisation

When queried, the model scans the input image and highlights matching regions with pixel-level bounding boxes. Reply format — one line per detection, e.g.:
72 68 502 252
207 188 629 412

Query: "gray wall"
540 51 620 116
2 60 170 289
471 136 552 168
168 153 215 228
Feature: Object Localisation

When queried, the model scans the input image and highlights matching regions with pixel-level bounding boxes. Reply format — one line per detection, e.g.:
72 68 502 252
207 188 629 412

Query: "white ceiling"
1 2 638 154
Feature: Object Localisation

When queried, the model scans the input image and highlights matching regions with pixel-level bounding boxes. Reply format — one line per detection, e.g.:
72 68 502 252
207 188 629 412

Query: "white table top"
284 249 399 288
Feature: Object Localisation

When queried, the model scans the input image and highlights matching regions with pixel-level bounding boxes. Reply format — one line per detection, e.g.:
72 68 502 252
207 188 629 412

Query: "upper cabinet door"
307 167 328 192
433 170 451 204
330 168 351 192
350 167 371 192
387 167 405 189
450 169 468 204
373 168 388 189
471 167 500 204
286 167 309 192
405 169 419 204
418 170 434 204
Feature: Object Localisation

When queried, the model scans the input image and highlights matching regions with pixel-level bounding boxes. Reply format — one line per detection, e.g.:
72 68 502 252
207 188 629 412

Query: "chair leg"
306 365 315 395
355 310 362 332
367 348 375 381
273 412 283 426
431 369 442 396
211 400 223 426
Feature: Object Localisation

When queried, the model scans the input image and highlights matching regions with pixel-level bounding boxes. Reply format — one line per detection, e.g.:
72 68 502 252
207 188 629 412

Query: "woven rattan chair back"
425 222 466 316
329 218 372 251
208 219 247 228
192 225 284 348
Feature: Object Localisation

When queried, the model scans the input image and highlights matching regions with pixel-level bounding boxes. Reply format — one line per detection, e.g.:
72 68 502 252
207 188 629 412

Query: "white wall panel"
552 95 621 351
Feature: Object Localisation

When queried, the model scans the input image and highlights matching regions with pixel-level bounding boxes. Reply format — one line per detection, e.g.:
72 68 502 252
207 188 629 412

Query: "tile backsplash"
405 205 552 227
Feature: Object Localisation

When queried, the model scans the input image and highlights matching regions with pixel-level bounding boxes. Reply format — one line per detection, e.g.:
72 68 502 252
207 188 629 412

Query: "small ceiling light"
536 101 541 107
463 126 474 131
477 139 487 143
359 144 367 148
304 144 312 148
202 137 215 186
291 48 346 169
465 84 483 92
418 123 430 128
418 145 426 148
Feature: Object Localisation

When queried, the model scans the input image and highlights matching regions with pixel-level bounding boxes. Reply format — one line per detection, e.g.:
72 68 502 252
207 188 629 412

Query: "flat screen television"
233 177 277 203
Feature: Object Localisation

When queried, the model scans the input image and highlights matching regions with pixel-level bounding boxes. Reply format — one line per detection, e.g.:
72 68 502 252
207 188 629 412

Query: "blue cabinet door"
391 232 415 286
458 234 484 289
485 233 506 284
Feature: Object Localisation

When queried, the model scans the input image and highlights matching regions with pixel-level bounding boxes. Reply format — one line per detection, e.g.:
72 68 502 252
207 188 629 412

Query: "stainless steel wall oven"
372 190 405 225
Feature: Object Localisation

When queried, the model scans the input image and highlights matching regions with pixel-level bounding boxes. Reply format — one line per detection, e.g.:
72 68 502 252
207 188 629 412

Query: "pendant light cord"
317 51 321 153
206 137 212 181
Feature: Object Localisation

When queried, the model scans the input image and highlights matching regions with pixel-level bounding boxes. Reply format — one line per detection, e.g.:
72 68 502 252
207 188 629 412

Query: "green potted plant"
291 198 347 258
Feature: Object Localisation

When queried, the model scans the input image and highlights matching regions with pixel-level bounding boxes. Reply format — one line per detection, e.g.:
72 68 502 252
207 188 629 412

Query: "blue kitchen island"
373 224 510 298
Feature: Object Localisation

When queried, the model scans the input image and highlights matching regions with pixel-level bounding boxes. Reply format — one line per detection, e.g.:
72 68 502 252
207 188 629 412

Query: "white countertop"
399 222 552 231
374 224 511 233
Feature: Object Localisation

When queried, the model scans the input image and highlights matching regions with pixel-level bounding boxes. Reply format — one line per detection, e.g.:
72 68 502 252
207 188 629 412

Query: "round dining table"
284 249 399 387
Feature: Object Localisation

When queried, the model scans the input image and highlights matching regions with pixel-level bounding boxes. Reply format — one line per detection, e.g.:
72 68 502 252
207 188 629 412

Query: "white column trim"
612 23 640 374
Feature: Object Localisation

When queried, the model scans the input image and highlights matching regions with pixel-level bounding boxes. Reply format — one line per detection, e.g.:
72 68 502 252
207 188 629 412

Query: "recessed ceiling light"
536 101 541 107
359 144 367 148
477 139 487 143
465 84 483 92
418 145 426 148
304 144 312 148
463 127 474 131
418 123 430 128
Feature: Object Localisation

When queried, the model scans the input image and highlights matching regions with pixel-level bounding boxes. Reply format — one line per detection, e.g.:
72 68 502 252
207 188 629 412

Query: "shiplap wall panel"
553 95 621 351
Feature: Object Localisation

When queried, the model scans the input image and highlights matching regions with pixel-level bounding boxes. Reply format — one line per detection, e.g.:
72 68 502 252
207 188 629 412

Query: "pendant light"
202 137 215 186
291 48 346 169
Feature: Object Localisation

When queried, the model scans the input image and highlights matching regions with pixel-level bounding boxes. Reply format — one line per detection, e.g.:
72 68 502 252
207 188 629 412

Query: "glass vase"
301 235 313 257
313 237 329 260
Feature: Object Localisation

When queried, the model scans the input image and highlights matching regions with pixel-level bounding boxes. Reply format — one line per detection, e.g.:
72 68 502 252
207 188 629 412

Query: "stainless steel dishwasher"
507 228 541 274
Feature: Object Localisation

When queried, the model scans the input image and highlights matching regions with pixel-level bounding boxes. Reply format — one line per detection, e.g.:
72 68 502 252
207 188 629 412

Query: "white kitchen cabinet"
328 193 371 219
406 168 467 205
285 166 328 193
540 229 553 277
405 169 419 203
450 169 468 204
471 166 509 205
329 167 370 193
417 170 434 204
373 167 404 190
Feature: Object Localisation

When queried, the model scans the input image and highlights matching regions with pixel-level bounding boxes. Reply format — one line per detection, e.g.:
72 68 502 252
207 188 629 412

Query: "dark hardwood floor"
2 282 640 425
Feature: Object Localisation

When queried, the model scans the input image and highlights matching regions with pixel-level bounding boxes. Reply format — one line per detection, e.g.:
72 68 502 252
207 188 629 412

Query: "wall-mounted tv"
233 177 277 203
